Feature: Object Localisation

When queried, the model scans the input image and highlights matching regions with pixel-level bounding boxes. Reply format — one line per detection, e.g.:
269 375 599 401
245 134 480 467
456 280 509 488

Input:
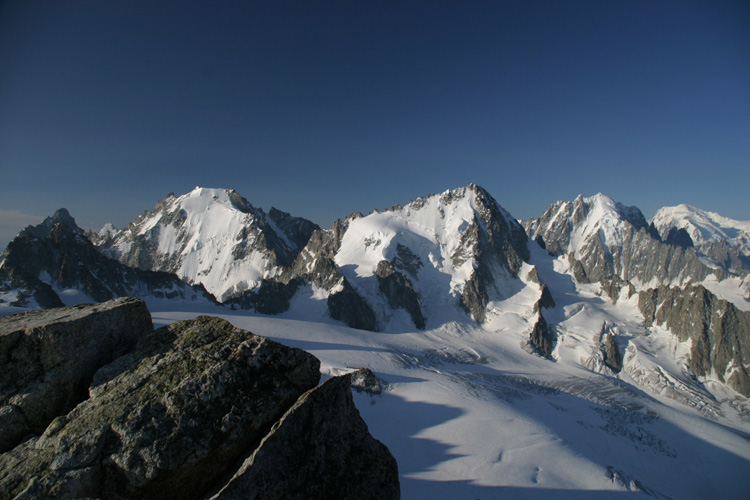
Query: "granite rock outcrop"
0 302 400 500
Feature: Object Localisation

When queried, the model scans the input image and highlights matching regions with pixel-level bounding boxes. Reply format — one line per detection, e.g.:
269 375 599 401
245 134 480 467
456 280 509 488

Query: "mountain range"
1 183 749 498
3 184 749 388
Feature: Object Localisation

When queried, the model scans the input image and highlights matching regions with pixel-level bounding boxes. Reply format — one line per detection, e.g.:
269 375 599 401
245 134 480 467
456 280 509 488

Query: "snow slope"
653 204 750 248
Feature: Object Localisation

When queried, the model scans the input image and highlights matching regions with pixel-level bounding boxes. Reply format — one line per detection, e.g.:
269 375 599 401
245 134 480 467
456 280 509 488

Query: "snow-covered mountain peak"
652 204 750 246
525 193 648 258
652 204 750 273
148 187 253 220
338 184 525 277
97 187 319 301
330 184 529 326
18 207 84 241
577 193 647 228
97 223 118 239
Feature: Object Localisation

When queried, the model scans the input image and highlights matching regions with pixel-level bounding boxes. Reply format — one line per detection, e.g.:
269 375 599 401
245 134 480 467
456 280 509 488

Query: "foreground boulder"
0 297 152 453
0 304 400 500
210 372 400 500
0 315 321 500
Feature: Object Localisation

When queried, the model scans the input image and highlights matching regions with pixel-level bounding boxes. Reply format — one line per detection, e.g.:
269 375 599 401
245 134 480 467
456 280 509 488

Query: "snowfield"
129 243 750 500
141 305 749 500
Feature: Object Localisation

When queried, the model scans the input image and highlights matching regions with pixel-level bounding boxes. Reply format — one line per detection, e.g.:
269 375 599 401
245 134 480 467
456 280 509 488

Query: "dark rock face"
0 314 322 500
459 265 492 323
601 275 635 304
527 266 540 284
470 185 530 273
392 244 423 277
328 280 378 331
283 218 382 330
538 283 555 310
0 298 152 453
0 266 63 309
569 254 590 284
376 260 425 330
210 373 400 500
0 209 214 307
699 239 750 274
458 185 530 323
612 226 720 285
602 331 622 373
350 368 385 395
529 312 555 358
639 285 750 396
228 278 304 315
268 207 320 260
664 227 694 249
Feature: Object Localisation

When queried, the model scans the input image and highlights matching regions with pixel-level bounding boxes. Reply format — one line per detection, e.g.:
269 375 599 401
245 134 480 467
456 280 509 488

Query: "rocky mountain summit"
0 299 399 500
523 193 722 286
264 184 531 330
0 209 214 309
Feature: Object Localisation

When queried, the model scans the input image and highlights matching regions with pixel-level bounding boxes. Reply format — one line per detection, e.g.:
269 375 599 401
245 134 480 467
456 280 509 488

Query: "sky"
1 0 748 248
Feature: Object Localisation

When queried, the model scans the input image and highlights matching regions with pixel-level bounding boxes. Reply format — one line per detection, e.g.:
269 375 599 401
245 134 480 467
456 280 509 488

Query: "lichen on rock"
0 314 321 500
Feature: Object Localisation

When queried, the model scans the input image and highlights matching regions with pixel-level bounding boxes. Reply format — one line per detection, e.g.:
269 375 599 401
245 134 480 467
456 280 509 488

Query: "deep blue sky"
1 0 748 247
